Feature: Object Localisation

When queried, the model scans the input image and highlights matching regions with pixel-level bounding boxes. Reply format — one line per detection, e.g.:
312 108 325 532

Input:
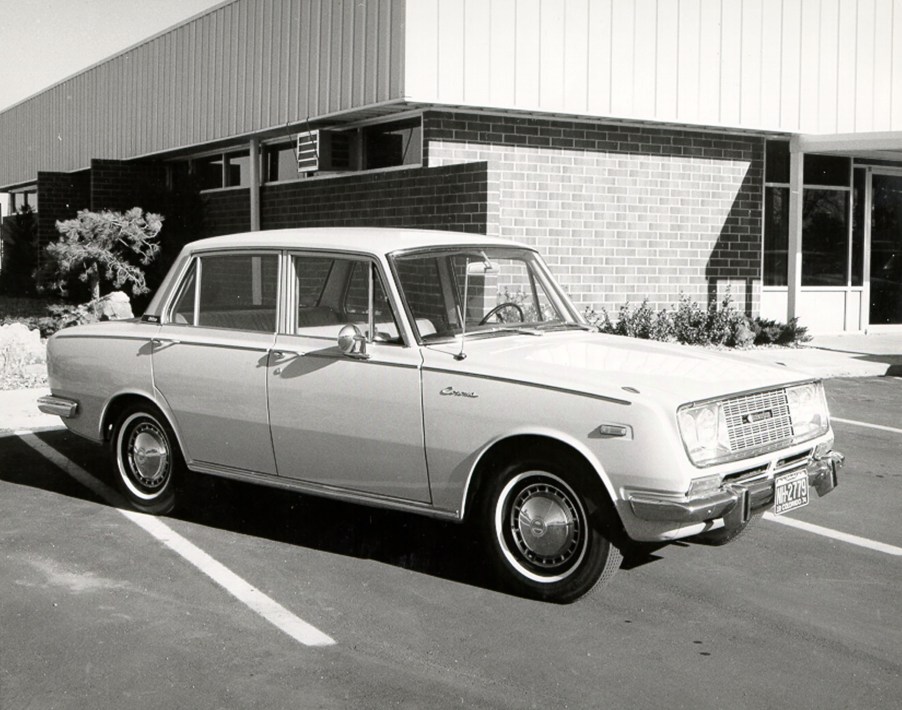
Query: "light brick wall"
424 112 764 317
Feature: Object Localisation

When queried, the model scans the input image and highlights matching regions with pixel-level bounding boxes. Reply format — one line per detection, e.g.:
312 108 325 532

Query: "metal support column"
249 138 261 232
787 138 804 323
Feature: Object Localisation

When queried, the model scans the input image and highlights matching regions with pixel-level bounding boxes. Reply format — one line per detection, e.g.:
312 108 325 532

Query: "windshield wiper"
485 326 545 336
534 322 598 332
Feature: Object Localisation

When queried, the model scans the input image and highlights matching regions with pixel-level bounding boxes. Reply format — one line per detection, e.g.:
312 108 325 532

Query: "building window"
764 187 789 286
362 119 422 170
801 189 850 286
9 189 38 213
763 141 790 286
264 142 300 183
195 150 251 190
801 155 851 286
763 142 855 288
851 169 866 287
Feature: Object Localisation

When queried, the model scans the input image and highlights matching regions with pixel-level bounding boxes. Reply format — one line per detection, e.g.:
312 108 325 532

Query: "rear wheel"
479 457 622 603
112 404 181 514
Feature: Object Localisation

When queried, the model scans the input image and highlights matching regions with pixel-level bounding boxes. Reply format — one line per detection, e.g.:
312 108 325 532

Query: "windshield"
391 247 581 342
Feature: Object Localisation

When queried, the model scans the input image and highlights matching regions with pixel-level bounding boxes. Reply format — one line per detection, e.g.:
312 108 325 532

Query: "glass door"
870 174 902 326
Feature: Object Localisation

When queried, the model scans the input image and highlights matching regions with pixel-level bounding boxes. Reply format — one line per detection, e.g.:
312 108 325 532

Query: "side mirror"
337 324 369 359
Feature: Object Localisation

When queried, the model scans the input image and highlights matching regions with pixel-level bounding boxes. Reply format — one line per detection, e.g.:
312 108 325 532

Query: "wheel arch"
100 391 185 457
460 432 620 526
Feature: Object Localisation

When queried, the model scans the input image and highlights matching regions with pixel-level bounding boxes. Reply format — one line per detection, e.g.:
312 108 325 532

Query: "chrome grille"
723 389 792 452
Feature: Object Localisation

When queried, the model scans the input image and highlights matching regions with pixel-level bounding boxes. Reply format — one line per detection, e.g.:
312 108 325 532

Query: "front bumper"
629 450 844 529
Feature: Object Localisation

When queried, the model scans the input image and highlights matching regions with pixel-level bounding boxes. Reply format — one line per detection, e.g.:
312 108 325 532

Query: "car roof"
184 227 530 257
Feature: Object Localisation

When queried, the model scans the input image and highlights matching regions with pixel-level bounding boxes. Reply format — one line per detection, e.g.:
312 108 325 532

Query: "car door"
266 253 430 502
152 251 278 474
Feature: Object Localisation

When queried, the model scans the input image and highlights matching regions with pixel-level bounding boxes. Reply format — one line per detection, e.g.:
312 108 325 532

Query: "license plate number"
774 470 809 515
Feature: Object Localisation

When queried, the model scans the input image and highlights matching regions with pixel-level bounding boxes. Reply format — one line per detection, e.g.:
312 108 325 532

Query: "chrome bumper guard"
37 395 79 419
629 450 844 527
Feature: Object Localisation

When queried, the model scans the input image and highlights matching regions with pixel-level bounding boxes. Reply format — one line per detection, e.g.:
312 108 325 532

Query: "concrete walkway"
2 333 900 434
736 332 902 379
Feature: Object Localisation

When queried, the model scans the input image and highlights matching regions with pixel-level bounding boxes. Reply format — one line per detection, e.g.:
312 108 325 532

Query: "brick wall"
201 188 251 237
260 162 489 233
90 159 167 213
35 171 90 251
423 111 764 316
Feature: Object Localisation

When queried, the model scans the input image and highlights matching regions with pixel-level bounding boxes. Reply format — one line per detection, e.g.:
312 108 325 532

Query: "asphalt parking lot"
2 376 900 710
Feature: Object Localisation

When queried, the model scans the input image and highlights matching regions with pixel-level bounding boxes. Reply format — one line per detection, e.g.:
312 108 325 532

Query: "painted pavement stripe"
763 512 902 556
832 417 902 435
15 431 336 648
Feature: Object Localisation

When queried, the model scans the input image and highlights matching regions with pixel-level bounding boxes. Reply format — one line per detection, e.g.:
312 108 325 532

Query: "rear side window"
169 253 279 332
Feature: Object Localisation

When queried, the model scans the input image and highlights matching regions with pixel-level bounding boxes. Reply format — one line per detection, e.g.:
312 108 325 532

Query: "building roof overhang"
792 131 902 162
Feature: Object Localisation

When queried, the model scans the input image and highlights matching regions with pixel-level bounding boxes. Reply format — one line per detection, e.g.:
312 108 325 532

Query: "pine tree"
42 207 163 301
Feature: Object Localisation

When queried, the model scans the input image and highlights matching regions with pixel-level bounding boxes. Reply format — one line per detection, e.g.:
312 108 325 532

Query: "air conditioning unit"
296 130 354 174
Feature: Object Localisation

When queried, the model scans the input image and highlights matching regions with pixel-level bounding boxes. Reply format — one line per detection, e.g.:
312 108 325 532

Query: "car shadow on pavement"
2 429 505 592
3 428 673 597
176 469 500 591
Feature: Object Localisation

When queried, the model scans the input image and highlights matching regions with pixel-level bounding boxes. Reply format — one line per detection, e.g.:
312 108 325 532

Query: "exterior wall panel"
404 0 902 135
0 0 406 188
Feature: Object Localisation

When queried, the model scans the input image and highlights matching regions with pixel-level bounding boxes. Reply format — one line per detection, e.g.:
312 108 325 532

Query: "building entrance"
870 173 902 326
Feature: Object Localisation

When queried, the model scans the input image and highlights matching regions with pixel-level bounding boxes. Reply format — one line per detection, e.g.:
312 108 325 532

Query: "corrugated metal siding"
0 0 405 188
404 0 902 134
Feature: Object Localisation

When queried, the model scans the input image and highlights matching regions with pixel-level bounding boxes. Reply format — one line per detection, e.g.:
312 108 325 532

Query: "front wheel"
111 404 181 515
479 460 622 603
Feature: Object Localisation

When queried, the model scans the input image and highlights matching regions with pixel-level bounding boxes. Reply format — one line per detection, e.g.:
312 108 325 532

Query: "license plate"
773 470 809 515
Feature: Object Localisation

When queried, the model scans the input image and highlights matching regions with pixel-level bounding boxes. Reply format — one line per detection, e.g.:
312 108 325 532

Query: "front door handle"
152 338 181 346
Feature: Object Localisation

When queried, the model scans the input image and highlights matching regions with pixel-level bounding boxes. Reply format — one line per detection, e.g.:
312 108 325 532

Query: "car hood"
427 331 814 407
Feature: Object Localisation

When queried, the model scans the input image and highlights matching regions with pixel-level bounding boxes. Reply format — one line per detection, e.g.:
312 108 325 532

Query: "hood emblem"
440 386 478 399
743 409 773 424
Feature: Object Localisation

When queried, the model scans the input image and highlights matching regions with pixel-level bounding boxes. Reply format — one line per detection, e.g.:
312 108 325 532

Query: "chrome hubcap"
127 422 169 489
510 482 581 568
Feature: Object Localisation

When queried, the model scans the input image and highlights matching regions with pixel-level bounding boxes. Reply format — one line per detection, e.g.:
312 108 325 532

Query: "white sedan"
39 228 843 603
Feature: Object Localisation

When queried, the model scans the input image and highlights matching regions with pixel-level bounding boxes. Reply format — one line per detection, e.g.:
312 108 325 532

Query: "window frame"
286 250 409 347
165 249 283 333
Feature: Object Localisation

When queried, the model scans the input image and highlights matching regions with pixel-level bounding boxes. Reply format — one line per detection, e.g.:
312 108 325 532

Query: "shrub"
586 293 806 348
38 207 163 301
750 316 811 346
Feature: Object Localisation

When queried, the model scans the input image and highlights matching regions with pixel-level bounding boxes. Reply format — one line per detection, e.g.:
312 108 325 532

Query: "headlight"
678 402 731 466
786 381 829 442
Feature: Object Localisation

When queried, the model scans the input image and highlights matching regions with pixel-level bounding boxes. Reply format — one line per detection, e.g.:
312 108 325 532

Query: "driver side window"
293 254 402 343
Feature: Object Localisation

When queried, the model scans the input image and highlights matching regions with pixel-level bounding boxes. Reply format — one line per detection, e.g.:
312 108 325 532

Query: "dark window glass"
851 169 865 287
764 187 789 286
295 257 334 307
394 257 448 331
345 261 392 320
802 189 850 286
765 140 790 183
870 174 902 325
197 156 224 190
804 155 850 187
225 151 250 187
363 120 422 170
196 254 278 331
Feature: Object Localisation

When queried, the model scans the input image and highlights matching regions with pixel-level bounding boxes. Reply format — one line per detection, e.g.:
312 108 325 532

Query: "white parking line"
832 417 902 435
763 512 902 556
15 431 336 648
